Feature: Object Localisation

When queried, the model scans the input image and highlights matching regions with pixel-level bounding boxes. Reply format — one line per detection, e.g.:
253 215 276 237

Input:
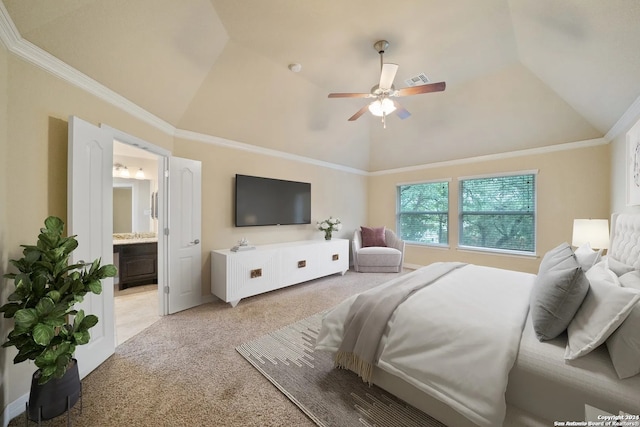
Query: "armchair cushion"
361 226 387 247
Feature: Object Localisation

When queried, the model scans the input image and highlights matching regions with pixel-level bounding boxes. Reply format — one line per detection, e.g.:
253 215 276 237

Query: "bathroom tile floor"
114 284 160 346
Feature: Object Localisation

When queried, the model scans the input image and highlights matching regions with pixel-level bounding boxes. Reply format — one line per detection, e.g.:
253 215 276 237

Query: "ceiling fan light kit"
328 40 446 127
368 98 396 117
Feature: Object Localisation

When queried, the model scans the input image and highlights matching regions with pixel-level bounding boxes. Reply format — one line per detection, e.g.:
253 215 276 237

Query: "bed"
315 213 640 426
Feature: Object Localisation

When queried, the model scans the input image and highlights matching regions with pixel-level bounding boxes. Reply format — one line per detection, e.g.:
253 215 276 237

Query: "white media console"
211 239 349 307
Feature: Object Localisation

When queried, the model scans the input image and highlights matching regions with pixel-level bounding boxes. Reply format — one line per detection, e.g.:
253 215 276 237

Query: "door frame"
101 124 171 315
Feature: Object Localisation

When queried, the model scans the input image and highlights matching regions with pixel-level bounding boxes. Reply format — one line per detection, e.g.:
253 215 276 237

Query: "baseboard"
200 293 217 304
3 392 28 427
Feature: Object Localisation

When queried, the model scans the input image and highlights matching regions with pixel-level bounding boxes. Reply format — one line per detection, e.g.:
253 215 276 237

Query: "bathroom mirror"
113 178 153 233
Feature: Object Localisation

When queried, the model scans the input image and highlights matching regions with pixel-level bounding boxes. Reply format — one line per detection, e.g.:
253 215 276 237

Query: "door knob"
190 239 200 245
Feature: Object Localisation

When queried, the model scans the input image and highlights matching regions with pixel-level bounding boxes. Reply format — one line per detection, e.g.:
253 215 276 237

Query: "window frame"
457 170 538 256
396 178 451 247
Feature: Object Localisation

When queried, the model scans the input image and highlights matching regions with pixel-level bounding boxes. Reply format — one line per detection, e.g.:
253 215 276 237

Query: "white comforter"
316 263 535 427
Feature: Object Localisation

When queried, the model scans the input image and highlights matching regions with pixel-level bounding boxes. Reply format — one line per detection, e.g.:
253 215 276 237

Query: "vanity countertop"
113 233 158 246
113 237 158 245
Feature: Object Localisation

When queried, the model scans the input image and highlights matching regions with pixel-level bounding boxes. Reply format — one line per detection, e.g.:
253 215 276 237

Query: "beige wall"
1 52 368 407
2 54 176 405
0 43 9 423
368 144 611 274
173 138 368 292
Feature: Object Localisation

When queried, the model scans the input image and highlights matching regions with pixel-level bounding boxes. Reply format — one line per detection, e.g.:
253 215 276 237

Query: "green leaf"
73 330 91 345
32 323 55 346
0 303 21 318
86 280 102 294
97 264 118 278
46 290 61 303
14 273 32 294
44 216 64 234
73 310 85 331
79 314 99 331
35 297 55 316
89 258 100 274
14 308 38 329
31 277 48 299
61 237 78 254
37 233 57 250
14 348 41 364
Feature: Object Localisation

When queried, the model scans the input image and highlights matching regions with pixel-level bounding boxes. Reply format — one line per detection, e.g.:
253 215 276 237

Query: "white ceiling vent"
405 73 430 87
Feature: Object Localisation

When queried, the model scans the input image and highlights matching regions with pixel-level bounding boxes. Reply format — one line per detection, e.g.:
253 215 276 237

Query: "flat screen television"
235 174 311 227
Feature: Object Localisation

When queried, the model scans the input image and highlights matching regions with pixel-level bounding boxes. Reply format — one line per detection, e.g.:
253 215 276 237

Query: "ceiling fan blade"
328 92 371 98
396 81 446 97
379 63 399 91
348 104 371 121
393 100 411 120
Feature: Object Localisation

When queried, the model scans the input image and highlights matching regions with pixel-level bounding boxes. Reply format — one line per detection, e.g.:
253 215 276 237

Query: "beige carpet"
8 269 407 427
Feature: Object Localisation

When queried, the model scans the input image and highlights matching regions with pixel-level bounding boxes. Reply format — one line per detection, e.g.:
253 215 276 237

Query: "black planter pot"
28 359 81 421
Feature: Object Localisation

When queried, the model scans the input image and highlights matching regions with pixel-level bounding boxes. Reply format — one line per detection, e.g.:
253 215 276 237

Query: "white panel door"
67 116 115 379
168 156 202 314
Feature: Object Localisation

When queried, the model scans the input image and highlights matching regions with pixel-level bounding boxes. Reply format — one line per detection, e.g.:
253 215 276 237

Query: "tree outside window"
397 181 449 245
459 174 536 253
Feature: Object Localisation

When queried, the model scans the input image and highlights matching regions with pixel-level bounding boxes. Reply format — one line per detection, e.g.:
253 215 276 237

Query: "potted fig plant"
0 216 117 421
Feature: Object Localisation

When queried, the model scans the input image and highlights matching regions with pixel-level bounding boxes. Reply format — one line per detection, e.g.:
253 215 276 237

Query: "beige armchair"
353 228 405 273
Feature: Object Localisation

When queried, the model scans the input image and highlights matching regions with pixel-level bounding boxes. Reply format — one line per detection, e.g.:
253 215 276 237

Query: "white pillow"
606 256 636 276
574 242 602 272
619 270 640 290
606 304 640 378
564 265 640 360
606 270 640 379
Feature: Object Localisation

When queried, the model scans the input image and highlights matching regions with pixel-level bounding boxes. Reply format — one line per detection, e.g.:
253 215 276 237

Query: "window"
459 173 536 253
397 181 449 245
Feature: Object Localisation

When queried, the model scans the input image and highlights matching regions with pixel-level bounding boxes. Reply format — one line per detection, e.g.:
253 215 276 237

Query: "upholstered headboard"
609 213 640 269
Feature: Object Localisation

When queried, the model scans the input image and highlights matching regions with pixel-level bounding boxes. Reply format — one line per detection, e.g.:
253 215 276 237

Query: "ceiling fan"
328 40 446 127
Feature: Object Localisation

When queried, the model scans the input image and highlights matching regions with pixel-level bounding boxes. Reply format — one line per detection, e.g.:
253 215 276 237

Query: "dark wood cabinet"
114 242 158 290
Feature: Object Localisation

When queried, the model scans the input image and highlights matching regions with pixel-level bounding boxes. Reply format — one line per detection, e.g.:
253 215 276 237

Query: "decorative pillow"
360 226 387 247
530 243 590 341
607 304 640 378
607 257 636 276
619 270 640 290
574 242 602 272
606 270 640 379
538 242 574 272
565 265 640 360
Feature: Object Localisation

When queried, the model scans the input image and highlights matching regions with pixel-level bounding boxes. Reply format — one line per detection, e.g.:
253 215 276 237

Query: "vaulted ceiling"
3 0 640 171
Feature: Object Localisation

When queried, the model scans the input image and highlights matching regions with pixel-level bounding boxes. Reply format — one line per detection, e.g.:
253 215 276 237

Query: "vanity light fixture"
135 168 145 179
113 163 124 177
120 166 130 178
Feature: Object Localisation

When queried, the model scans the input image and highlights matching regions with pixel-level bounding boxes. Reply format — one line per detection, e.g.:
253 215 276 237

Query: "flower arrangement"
317 217 342 240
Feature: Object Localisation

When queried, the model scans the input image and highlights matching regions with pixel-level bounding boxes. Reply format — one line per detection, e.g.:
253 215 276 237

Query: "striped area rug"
236 311 446 427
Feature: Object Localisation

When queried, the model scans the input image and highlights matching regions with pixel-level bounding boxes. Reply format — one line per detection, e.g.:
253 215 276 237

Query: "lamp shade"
572 219 609 249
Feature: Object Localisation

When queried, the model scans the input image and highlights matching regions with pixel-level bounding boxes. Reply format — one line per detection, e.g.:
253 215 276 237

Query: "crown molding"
0 2 19 49
0 3 175 136
174 129 368 175
369 137 609 176
606 94 640 142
